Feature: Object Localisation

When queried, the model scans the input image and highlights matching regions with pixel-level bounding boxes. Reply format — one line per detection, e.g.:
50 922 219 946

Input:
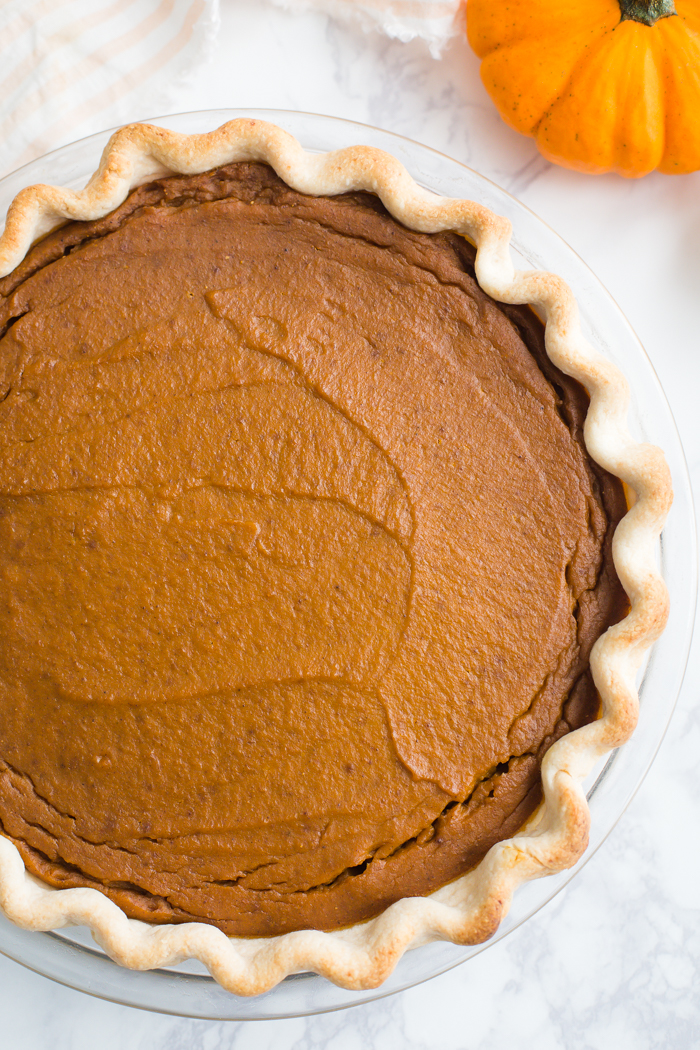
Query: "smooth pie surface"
0 165 626 935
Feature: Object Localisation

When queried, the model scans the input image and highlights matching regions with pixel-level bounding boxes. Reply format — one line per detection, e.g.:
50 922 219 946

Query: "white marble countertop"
1 2 699 1046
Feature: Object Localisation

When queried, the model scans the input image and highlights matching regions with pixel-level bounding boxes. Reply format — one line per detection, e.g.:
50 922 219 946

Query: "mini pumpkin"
467 0 700 177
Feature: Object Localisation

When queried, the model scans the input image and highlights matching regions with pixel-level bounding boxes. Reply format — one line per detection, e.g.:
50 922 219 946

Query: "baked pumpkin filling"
0 163 627 936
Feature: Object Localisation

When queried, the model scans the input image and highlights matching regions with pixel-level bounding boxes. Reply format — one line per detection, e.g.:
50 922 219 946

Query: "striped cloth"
0 0 219 177
271 0 464 54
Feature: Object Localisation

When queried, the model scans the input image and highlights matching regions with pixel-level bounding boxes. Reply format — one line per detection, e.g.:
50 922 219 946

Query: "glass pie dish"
0 109 695 1019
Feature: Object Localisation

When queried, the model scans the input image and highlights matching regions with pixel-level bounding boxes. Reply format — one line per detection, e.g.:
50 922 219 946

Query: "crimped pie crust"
0 119 672 994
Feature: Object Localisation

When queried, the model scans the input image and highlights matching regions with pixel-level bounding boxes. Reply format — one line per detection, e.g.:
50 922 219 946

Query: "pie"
0 120 671 992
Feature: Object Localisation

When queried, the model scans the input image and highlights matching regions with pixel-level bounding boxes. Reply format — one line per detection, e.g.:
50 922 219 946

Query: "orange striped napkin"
271 0 464 54
0 0 219 177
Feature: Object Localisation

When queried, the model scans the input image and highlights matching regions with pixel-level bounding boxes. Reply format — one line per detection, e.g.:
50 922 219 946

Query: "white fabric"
270 0 464 55
0 0 219 177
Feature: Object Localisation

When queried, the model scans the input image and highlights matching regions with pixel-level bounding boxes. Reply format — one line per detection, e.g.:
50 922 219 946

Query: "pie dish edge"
0 119 673 995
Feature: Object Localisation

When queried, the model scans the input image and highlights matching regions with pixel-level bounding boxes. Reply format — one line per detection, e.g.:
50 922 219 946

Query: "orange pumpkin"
467 0 700 177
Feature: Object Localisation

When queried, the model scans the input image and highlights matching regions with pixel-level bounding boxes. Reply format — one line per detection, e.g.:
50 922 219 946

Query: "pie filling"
0 164 627 936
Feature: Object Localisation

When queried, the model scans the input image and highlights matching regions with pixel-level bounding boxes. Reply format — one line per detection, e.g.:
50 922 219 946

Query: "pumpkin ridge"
673 0 700 37
479 26 613 138
536 21 665 177
467 0 617 58
651 14 700 173
529 23 625 140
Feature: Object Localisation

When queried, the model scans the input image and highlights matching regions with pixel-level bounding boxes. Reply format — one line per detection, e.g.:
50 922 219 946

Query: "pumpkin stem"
618 0 676 25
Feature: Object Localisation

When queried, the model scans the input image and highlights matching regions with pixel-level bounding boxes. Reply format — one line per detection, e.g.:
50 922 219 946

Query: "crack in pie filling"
0 162 627 937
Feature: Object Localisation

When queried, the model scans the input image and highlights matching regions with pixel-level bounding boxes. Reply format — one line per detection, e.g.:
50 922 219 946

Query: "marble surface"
1 1 699 1046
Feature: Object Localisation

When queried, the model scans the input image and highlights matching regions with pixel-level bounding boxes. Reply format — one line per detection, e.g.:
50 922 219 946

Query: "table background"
1 2 698 1046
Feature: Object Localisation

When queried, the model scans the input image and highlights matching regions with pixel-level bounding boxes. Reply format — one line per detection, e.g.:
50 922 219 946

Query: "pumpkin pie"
0 120 671 990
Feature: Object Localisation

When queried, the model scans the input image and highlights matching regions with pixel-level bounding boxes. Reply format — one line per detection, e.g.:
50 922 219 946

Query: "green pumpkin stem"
618 0 677 25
